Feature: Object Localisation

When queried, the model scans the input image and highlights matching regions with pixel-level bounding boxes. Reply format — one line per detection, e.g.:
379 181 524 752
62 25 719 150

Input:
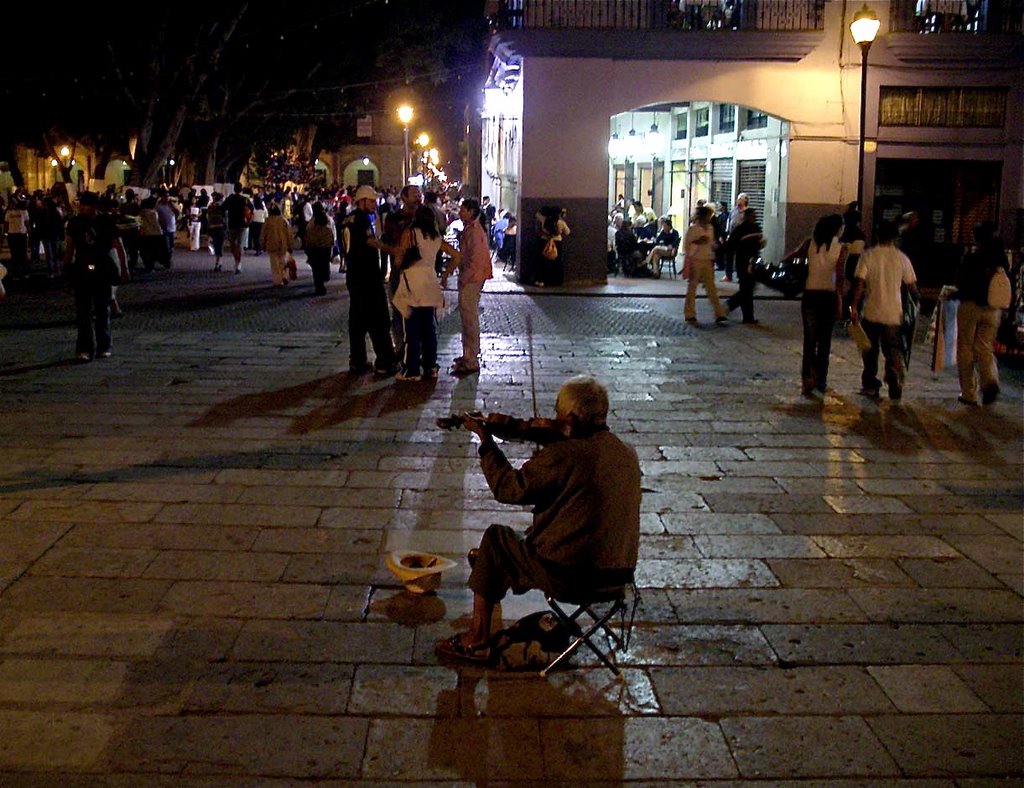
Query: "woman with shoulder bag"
388 206 460 380
796 214 846 397
261 204 294 287
949 221 1009 405
305 202 334 296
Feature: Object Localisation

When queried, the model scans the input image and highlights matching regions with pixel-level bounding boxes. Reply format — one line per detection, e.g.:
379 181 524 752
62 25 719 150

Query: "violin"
437 411 567 445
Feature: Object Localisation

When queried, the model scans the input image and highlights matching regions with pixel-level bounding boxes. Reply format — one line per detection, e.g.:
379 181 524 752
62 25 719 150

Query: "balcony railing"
492 0 826 32
889 0 1024 33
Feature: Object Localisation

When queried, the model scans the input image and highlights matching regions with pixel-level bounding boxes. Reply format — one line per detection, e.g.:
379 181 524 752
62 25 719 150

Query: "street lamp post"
397 105 414 185
850 4 880 212
415 132 430 183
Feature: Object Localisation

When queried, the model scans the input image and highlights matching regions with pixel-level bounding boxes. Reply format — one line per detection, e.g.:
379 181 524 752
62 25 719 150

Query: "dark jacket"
341 209 384 289
726 219 763 270
479 430 641 572
954 242 1010 306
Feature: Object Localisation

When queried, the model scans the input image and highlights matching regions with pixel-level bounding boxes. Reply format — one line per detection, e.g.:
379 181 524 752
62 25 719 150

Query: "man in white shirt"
849 221 920 401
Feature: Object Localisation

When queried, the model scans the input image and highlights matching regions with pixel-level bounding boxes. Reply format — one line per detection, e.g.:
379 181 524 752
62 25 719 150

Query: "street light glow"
397 105 414 126
59 146 71 157
850 3 880 211
416 132 430 147
850 4 880 46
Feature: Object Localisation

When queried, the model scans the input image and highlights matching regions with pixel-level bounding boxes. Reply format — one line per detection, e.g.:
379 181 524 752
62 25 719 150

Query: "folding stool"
540 578 640 677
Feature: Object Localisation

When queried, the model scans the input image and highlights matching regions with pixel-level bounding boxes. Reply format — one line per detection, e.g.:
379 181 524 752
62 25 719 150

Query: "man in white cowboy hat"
339 185 398 375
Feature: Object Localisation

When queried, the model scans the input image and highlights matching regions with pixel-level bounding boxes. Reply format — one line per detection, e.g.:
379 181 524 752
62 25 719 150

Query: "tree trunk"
196 128 221 185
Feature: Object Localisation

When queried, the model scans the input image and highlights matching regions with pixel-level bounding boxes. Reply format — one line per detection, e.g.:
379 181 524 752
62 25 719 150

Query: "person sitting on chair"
614 219 643 276
435 375 642 664
644 217 681 278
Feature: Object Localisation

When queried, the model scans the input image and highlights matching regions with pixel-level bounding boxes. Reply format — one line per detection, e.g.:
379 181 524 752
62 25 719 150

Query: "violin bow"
526 313 538 419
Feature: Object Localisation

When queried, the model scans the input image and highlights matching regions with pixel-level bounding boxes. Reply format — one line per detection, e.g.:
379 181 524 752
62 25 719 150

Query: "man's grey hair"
557 375 609 427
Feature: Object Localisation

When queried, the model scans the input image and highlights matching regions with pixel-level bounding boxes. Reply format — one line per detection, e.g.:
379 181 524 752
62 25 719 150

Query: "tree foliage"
2 0 487 188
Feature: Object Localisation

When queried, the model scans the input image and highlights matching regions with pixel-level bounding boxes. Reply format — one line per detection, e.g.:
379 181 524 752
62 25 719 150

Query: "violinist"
435 375 642 665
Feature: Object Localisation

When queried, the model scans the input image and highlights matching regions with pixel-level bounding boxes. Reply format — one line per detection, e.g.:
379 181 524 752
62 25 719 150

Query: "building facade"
481 0 1024 286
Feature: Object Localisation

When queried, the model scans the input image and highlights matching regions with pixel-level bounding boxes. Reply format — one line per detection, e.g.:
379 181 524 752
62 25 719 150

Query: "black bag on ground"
752 255 807 299
490 611 570 671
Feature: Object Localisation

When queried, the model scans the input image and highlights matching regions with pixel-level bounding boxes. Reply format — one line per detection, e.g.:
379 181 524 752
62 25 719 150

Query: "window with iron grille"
695 108 710 137
718 104 736 134
745 109 769 130
675 113 688 140
879 87 1007 128
710 158 733 207
737 161 767 221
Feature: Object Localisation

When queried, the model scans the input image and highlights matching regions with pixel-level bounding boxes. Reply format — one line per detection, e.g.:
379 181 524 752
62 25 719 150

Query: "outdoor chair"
662 246 680 278
498 233 517 272
540 572 640 677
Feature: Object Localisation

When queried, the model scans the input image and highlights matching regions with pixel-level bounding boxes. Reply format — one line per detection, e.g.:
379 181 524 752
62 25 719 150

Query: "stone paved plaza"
0 250 1022 784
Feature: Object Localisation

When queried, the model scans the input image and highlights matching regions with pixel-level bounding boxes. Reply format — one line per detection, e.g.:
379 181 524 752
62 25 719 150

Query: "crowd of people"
1 179 1013 406
0 181 498 380
605 190 1012 405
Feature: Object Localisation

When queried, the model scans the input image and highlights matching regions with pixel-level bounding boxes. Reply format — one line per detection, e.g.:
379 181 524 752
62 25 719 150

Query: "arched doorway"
609 102 789 263
343 157 380 188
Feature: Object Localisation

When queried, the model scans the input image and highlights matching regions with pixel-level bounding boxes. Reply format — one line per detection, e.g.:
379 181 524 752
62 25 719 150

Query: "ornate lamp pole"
397 105 414 185
850 4 880 211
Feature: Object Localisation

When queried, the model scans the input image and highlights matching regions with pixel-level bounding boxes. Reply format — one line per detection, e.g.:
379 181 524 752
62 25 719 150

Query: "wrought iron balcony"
889 0 1024 34
491 0 826 32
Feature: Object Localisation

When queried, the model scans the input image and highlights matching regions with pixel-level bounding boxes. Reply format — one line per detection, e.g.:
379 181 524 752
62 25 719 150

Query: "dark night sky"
1 1 488 173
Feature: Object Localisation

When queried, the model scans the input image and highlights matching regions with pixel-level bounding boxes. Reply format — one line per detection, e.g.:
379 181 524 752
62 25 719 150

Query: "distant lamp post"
59 146 71 159
397 105 414 184
416 132 429 148
850 4 880 211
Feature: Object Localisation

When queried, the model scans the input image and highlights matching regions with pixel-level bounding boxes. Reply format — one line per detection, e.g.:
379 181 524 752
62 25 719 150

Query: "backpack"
490 611 570 671
988 267 1011 309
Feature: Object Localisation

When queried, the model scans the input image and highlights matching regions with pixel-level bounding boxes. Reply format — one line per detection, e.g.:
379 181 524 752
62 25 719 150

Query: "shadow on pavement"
0 358 82 377
190 372 440 435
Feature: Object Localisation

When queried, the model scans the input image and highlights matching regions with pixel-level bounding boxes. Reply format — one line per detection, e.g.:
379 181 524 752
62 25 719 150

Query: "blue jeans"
402 306 438 377
861 319 905 398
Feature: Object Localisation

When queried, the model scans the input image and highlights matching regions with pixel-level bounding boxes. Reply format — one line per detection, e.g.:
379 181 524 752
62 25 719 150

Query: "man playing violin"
435 375 642 664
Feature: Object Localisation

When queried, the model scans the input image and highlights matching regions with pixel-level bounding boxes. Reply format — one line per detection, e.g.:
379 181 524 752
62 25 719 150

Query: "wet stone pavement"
0 249 1021 784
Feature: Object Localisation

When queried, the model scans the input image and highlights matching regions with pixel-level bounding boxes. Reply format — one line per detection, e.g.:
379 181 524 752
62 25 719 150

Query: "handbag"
400 228 421 270
542 237 558 261
988 267 1011 310
287 254 298 280
401 244 422 270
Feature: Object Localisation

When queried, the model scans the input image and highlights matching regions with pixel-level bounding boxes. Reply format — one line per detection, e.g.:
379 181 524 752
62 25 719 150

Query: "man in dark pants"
339 185 398 375
850 221 920 401
725 207 764 323
64 192 118 361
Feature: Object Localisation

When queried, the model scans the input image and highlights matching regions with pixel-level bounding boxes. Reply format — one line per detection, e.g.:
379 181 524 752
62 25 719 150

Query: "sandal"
435 634 491 665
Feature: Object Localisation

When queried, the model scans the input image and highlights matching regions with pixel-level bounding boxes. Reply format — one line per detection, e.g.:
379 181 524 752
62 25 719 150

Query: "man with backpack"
849 221 920 401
